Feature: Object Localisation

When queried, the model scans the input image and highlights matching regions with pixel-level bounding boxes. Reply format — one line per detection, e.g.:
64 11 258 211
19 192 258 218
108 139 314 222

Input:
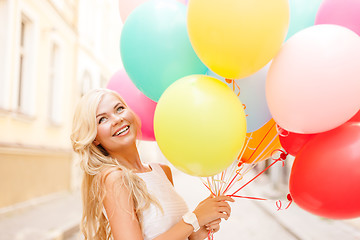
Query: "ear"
93 138 100 146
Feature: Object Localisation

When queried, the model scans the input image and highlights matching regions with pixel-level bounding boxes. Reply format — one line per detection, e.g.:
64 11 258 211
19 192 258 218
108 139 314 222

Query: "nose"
111 114 123 126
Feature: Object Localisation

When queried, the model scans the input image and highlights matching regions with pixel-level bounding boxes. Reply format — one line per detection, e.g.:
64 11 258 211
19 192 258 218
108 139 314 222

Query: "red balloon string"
276 200 282 211
227 194 267 201
202 182 216 197
230 150 288 197
208 230 214 240
276 193 293 211
246 122 277 163
223 123 277 194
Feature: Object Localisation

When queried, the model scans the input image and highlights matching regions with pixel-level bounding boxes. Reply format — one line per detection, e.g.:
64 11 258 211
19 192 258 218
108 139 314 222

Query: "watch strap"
182 211 200 232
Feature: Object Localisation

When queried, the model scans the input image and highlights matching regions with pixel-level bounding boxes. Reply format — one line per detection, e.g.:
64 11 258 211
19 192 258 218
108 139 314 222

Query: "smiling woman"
70 88 234 240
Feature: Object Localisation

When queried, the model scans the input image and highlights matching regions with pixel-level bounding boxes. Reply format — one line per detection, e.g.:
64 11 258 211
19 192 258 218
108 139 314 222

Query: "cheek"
96 124 109 140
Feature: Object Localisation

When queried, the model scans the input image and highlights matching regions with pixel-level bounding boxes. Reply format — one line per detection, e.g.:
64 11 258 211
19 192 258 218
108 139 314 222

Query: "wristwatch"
182 211 200 232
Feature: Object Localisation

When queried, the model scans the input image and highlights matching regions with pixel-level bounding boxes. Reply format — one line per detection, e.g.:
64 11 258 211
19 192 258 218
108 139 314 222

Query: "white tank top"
136 163 189 240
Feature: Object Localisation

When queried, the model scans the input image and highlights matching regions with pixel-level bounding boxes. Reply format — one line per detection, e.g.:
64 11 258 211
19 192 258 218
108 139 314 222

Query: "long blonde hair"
70 89 159 240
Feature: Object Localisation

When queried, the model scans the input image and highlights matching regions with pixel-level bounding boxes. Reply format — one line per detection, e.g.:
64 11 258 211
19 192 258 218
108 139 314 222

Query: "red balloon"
279 130 315 156
289 122 360 219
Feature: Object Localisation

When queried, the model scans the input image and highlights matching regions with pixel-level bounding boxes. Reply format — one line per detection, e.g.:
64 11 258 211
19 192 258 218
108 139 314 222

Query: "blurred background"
0 0 359 239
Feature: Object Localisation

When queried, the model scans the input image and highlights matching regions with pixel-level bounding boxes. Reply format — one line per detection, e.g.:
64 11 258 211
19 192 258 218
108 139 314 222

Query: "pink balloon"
107 69 156 141
315 0 360 36
266 24 360 134
119 0 187 23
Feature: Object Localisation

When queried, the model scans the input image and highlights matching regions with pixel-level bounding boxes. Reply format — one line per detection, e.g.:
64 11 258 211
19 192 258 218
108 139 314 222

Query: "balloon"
266 24 360 134
348 110 360 123
278 128 315 156
285 0 322 40
120 0 207 101
107 69 157 141
207 64 272 133
240 119 281 164
154 75 247 177
187 0 289 79
315 0 360 36
289 122 360 219
118 0 188 23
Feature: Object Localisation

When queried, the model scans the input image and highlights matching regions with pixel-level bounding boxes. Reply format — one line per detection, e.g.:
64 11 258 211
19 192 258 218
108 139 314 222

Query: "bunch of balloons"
112 0 360 220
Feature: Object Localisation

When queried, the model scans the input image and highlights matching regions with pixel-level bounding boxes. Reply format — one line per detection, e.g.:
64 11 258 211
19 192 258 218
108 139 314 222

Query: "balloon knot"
225 78 233 84
287 193 292 201
280 152 288 160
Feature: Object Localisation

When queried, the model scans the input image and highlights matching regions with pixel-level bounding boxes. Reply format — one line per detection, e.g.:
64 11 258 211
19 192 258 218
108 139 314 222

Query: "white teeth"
115 126 129 136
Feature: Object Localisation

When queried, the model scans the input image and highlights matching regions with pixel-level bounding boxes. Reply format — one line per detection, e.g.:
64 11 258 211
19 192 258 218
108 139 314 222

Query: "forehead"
96 93 124 113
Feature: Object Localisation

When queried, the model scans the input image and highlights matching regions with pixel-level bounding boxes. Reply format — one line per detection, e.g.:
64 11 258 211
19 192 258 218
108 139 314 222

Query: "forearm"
152 219 194 240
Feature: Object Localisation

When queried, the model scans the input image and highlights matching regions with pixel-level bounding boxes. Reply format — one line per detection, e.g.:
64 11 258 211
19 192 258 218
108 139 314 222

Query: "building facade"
0 0 122 209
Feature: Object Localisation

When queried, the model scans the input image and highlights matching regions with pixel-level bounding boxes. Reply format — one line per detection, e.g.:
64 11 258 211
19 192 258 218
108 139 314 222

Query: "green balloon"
286 0 323 41
120 0 207 101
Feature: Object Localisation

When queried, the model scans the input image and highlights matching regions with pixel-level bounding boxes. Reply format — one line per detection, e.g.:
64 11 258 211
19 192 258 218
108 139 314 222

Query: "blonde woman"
71 89 234 240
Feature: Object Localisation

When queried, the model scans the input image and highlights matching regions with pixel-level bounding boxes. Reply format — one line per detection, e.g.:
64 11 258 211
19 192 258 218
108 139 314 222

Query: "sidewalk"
1 170 360 240
0 192 81 240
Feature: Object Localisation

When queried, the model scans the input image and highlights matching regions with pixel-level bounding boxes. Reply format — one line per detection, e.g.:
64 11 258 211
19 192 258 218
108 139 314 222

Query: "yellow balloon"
187 0 289 79
154 75 247 177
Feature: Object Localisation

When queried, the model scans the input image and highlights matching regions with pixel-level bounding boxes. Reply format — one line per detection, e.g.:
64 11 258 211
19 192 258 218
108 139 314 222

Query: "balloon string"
225 78 240 96
202 180 216 197
223 124 276 194
276 193 293 211
227 194 267 201
250 133 279 164
246 123 276 163
230 152 287 197
207 230 214 240
222 134 254 194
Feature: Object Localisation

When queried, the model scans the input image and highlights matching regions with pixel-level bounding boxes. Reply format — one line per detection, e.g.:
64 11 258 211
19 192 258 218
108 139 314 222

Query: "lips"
113 125 130 136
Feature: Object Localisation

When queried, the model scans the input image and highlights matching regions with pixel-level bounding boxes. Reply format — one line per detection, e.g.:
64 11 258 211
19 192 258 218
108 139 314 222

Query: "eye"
98 116 107 124
116 106 125 113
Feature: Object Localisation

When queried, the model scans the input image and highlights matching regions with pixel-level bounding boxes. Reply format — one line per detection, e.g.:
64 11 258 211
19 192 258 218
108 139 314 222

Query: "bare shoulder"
101 168 128 191
158 163 174 185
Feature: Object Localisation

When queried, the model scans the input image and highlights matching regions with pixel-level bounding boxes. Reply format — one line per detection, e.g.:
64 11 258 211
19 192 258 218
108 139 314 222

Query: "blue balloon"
207 64 272 133
120 0 207 101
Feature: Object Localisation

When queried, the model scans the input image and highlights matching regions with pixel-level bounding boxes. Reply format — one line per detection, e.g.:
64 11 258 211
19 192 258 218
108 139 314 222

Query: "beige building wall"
0 0 122 208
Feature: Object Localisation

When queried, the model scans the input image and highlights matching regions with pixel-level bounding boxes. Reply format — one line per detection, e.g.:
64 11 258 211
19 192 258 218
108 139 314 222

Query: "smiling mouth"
113 126 130 136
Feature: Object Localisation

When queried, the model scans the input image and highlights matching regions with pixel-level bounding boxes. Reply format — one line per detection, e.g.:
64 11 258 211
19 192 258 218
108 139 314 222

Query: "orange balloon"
239 119 281 164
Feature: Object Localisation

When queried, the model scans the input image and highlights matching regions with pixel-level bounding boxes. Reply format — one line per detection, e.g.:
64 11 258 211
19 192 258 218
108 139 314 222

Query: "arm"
103 171 144 240
104 170 233 240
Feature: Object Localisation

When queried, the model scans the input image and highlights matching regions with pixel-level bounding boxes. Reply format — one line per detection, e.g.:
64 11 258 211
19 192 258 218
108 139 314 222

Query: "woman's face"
94 93 137 154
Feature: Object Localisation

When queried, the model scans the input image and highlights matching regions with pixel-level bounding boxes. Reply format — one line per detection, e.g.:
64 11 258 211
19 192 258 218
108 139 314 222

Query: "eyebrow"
96 102 122 118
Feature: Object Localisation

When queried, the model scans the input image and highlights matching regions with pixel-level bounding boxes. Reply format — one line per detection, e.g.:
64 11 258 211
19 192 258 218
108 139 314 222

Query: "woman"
71 88 234 240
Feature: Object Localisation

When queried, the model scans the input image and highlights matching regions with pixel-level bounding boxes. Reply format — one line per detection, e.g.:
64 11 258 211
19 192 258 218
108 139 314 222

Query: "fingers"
205 222 220 232
205 219 221 226
215 202 231 218
213 195 235 202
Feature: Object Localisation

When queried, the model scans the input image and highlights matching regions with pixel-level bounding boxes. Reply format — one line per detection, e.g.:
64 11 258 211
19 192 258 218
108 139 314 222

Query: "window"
48 42 63 125
13 13 36 116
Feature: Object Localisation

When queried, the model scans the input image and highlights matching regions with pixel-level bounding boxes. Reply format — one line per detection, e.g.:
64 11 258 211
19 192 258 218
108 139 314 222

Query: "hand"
193 195 234 227
205 219 221 232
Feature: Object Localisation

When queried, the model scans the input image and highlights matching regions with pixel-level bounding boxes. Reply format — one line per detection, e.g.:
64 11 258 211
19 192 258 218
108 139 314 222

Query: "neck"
109 142 148 172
